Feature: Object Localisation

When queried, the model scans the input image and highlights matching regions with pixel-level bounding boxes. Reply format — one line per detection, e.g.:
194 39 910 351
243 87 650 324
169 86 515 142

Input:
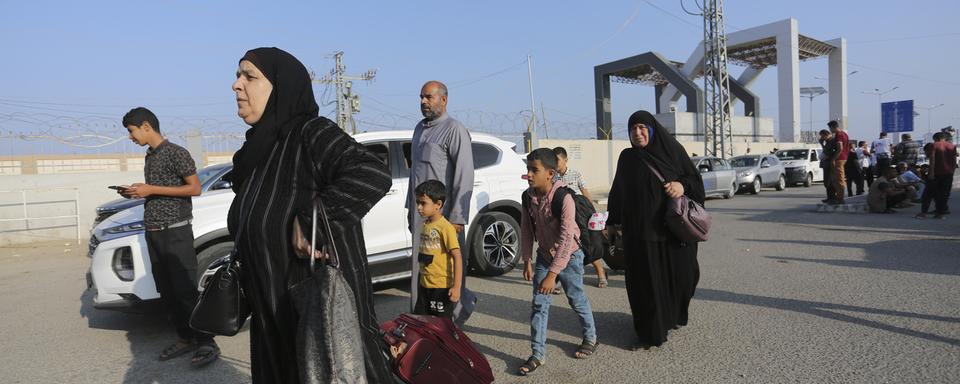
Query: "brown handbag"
640 159 712 243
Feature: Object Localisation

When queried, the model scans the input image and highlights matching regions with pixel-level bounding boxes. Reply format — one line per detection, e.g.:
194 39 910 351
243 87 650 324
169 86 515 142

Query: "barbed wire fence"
1 107 600 159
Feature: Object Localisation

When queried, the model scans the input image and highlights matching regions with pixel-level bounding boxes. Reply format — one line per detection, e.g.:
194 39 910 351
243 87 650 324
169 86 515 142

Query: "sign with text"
881 100 914 133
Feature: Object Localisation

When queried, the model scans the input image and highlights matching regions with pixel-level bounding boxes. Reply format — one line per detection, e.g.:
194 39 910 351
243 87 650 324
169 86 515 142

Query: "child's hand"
522 262 533 281
448 286 461 303
537 277 556 295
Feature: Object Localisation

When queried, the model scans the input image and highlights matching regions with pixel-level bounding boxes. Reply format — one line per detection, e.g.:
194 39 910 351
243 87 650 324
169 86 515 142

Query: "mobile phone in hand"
108 185 129 191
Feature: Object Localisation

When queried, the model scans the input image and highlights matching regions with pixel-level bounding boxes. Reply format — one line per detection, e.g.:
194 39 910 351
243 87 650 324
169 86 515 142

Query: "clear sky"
1 0 958 154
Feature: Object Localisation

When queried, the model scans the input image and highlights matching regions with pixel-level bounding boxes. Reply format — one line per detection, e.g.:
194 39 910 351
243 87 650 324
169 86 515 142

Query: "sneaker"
915 213 928 219
934 214 946 219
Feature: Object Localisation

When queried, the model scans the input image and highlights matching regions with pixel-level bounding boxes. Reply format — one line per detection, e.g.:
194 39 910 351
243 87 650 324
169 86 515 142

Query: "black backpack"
521 187 609 266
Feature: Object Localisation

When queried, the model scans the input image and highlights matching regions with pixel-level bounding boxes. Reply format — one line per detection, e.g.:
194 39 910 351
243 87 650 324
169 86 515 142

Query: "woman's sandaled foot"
190 342 220 367
597 277 608 288
518 356 542 376
159 340 197 361
574 339 598 359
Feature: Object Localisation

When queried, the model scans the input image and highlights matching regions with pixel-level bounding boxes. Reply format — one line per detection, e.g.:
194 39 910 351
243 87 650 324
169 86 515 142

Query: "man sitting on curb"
867 167 910 214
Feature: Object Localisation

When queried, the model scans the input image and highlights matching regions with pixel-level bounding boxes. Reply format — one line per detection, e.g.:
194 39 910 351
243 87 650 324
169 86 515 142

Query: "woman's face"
629 123 650 148
233 60 273 125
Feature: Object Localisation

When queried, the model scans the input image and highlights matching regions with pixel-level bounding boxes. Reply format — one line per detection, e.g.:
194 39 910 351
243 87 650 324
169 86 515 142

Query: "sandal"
518 356 542 376
159 340 197 361
597 277 608 288
190 342 221 367
574 339 598 359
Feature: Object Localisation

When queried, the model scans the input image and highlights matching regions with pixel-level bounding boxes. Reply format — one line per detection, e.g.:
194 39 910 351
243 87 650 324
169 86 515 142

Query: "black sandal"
190 343 220 367
575 339 598 359
159 340 197 361
518 356 542 376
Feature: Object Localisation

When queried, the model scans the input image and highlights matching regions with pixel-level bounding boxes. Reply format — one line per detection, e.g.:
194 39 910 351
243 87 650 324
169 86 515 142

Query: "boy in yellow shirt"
413 180 463 317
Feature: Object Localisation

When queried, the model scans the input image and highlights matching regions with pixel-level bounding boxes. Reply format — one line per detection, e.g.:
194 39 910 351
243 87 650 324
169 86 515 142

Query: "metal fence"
0 187 81 244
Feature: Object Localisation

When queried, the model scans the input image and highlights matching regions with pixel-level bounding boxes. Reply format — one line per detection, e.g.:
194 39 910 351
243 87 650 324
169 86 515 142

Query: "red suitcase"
381 314 494 384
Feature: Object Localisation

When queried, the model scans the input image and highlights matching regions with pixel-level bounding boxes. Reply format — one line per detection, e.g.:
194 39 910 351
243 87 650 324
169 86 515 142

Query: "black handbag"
290 200 368 384
189 197 252 336
189 251 249 336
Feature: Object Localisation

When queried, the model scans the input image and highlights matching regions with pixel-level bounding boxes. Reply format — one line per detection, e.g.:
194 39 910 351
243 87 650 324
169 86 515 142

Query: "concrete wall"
0 171 145 246
0 152 233 175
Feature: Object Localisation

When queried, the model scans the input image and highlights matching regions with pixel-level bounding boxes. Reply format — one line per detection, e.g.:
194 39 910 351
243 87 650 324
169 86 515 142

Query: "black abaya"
607 111 704 347
229 117 395 383
227 48 394 383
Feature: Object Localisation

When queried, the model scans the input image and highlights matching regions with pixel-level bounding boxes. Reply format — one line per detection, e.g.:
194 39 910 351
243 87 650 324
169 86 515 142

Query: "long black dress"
607 111 705 347
227 117 395 383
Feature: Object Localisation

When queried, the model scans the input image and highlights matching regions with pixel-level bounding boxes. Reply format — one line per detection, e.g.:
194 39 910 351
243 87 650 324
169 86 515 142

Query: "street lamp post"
861 86 899 136
800 87 827 140
915 103 945 135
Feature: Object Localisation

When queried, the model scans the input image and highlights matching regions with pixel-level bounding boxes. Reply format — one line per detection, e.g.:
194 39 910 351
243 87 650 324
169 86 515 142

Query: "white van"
775 148 824 187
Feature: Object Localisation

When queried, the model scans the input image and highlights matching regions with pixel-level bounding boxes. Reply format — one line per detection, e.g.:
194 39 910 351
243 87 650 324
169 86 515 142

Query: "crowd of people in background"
818 122 958 218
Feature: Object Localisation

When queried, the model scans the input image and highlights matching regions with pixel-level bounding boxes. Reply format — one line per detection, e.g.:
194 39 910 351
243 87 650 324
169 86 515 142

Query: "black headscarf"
230 47 319 191
627 110 687 183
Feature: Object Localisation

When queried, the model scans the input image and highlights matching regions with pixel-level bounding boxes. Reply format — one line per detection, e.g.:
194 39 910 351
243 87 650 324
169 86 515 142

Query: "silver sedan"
691 156 738 199
730 154 787 194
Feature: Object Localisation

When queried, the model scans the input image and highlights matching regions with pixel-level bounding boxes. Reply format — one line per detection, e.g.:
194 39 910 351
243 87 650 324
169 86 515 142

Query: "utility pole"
687 0 734 159
312 51 376 134
525 55 537 153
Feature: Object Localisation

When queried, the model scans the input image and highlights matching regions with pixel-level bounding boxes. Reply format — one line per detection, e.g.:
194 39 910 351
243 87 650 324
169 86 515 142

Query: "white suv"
86 131 528 310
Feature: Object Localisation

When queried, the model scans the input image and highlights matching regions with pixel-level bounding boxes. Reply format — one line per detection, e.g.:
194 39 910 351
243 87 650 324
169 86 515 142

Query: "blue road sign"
881 100 914 133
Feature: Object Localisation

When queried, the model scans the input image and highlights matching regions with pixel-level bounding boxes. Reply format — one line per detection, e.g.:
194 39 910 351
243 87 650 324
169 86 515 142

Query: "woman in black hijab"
227 47 395 383
606 110 705 348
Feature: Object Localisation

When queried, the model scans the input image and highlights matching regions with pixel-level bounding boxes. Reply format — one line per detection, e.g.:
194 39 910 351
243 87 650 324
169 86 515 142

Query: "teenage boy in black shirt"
119 107 218 367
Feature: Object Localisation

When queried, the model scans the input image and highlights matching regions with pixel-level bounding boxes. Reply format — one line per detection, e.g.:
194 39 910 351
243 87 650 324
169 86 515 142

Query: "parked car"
86 131 528 310
690 156 737 199
730 154 786 194
775 148 824 187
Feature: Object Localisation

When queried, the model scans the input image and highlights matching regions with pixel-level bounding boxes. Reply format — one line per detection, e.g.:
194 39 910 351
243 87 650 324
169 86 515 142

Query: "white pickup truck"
87 131 528 310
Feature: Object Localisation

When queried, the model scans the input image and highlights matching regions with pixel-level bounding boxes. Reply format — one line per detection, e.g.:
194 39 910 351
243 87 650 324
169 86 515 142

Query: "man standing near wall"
407 81 478 327
119 107 218 367
828 120 849 204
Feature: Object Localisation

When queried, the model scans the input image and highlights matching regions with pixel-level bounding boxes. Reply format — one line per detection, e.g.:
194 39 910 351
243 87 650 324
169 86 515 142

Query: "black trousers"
146 225 213 342
877 155 892 172
932 174 954 214
863 166 875 188
847 167 864 196
822 166 834 199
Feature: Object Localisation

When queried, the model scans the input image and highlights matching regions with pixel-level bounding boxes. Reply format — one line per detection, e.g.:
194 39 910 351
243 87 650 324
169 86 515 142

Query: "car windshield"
198 166 225 186
730 157 758 168
775 150 808 160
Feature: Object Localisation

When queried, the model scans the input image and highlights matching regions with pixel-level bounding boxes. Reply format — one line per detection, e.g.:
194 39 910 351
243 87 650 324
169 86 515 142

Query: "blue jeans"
530 248 597 361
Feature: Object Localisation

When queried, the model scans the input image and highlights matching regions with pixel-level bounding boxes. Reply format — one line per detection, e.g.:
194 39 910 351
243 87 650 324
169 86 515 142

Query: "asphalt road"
1 184 958 383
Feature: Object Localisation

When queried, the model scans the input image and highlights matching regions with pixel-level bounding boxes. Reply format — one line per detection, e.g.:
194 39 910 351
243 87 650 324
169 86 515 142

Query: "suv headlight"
738 170 753 178
104 221 145 235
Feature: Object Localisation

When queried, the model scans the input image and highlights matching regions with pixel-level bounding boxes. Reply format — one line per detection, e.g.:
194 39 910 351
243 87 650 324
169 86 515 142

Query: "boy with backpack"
553 146 608 288
518 148 598 376
413 180 463 318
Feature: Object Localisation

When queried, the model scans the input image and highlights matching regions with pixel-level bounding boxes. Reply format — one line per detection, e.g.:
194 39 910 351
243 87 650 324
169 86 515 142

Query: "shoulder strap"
550 187 572 221
639 157 667 183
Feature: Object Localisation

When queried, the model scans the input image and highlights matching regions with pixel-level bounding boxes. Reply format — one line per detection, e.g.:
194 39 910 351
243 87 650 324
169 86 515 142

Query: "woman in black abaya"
227 47 395 383
606 110 705 348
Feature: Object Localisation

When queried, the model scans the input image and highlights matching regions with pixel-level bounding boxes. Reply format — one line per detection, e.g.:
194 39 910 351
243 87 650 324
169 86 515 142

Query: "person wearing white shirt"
856 141 873 186
871 132 893 171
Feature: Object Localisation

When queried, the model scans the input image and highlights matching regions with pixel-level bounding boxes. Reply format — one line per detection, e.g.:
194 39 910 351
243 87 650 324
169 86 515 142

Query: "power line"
0 97 232 108
846 61 960 87
447 60 527 88
849 32 960 44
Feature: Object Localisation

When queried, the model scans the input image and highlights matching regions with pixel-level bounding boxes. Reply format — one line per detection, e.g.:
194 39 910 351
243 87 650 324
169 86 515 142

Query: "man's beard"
421 105 441 120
